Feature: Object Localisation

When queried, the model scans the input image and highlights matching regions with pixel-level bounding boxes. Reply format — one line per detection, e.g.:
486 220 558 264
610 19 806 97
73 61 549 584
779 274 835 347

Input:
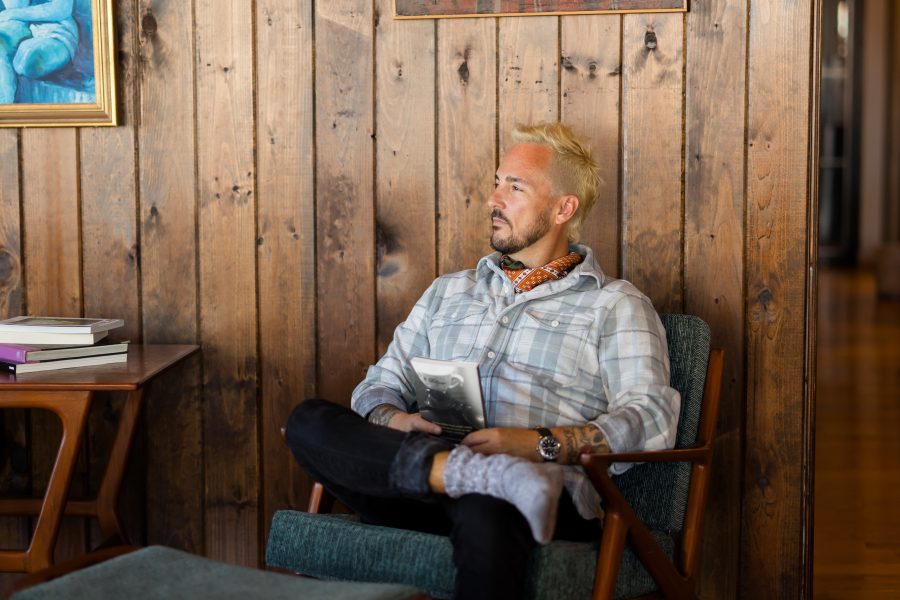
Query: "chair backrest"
611 314 711 533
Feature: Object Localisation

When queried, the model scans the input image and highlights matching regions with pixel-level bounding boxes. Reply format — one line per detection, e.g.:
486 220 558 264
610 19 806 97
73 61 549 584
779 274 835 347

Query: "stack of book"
0 317 129 374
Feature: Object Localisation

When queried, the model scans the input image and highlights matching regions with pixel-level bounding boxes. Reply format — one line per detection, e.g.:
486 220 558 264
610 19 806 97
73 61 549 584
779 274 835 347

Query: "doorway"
813 1 900 597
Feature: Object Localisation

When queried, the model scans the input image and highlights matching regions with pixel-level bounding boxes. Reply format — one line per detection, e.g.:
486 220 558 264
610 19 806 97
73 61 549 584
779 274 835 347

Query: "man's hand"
388 411 442 435
462 424 613 464
367 404 442 435
460 428 543 462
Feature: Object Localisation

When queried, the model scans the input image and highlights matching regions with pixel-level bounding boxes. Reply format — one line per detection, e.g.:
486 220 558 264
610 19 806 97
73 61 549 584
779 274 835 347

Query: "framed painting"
0 0 117 127
394 0 687 18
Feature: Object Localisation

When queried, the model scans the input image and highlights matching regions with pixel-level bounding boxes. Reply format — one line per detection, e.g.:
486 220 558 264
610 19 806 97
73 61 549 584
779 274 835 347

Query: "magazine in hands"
410 357 486 444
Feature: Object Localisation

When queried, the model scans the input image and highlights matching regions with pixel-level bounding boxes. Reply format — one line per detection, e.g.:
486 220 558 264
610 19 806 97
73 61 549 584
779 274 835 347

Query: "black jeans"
285 398 600 600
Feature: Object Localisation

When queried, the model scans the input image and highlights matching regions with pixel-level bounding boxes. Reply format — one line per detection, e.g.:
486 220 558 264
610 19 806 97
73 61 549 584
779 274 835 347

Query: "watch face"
538 435 561 461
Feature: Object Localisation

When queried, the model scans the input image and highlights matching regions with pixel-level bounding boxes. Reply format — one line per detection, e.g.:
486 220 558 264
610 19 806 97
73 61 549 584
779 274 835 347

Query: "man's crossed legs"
285 399 600 600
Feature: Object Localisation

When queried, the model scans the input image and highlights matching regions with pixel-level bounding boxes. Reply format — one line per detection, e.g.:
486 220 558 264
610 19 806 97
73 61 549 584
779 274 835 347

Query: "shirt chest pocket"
508 308 595 382
428 301 489 361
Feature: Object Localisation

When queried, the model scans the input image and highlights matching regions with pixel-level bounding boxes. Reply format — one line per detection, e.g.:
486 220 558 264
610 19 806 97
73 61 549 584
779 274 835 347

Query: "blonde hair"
511 123 601 242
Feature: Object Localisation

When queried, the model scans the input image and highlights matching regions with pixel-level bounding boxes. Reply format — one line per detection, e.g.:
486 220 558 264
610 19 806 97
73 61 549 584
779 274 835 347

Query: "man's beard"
490 207 553 255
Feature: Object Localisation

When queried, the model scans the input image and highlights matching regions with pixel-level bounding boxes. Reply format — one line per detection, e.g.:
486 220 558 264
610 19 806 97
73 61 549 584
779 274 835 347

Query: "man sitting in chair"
286 122 680 600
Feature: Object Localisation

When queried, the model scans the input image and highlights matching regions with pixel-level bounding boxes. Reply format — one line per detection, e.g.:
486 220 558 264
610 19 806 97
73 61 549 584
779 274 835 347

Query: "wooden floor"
813 268 900 599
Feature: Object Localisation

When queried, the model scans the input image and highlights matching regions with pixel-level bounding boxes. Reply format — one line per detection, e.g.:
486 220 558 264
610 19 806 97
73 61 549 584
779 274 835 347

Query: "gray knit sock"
442 445 564 544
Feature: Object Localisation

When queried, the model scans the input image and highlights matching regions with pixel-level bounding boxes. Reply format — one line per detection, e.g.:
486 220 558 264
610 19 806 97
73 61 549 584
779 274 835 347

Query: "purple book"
0 344 32 364
0 341 129 364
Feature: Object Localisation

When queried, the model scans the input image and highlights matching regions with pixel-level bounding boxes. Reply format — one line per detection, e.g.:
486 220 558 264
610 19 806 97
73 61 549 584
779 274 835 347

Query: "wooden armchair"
266 314 724 600
580 345 723 599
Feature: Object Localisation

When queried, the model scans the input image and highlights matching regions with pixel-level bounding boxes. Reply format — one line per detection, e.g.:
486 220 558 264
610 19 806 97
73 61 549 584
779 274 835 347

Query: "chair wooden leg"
307 482 336 514
626 519 694 600
593 511 628 600
585 462 697 600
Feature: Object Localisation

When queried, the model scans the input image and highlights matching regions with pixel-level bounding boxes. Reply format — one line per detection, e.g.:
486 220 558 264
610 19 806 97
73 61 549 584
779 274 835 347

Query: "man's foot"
442 445 564 544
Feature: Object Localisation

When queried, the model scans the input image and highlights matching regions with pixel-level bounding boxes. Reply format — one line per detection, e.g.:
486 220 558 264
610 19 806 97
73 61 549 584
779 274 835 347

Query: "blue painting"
0 0 95 105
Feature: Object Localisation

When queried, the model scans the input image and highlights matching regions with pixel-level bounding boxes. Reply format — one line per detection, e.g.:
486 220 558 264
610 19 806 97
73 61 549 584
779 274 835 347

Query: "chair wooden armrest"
578 348 724 600
586 447 710 465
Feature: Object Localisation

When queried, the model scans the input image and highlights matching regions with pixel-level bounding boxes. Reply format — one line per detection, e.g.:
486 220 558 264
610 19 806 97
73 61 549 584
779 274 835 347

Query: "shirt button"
551 320 560 327
501 316 510 324
487 351 496 359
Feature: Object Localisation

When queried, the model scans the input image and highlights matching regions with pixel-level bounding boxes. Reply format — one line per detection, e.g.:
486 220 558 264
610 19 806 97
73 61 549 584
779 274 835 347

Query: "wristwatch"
535 427 561 462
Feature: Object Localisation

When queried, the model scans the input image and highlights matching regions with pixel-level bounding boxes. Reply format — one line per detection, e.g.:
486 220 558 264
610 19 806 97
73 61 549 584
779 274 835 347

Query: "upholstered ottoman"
10 545 426 600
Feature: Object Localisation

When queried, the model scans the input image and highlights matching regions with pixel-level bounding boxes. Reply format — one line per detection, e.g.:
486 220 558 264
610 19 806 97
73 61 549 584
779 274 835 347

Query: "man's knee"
284 398 341 450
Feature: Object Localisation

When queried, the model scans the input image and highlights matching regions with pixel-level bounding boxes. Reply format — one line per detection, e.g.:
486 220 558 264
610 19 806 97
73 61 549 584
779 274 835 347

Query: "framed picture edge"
392 0 689 19
0 0 119 128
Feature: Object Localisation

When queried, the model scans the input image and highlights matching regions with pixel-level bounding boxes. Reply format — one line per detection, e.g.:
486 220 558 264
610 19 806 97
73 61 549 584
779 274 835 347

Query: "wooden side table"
0 344 199 573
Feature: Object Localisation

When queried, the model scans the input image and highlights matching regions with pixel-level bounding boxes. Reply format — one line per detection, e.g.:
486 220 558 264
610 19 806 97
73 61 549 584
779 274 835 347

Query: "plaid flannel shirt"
351 244 681 520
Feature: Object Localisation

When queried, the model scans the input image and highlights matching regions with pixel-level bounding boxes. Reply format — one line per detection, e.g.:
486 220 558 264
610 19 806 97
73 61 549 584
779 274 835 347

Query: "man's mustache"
491 209 509 224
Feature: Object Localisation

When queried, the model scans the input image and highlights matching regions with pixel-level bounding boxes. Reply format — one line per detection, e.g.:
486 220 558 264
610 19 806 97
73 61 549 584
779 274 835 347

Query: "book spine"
0 346 28 364
0 362 17 373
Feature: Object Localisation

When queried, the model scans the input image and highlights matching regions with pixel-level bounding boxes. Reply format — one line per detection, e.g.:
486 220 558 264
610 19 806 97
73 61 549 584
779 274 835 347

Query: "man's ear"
555 194 580 225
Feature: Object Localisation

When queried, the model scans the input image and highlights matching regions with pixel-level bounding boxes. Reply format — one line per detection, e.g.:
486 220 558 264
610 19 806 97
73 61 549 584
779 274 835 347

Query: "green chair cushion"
265 511 675 600
11 545 423 600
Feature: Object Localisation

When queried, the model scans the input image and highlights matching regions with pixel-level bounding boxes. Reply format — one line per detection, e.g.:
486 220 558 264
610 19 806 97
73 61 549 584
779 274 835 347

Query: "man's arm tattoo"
368 404 401 427
563 429 579 464
573 425 611 458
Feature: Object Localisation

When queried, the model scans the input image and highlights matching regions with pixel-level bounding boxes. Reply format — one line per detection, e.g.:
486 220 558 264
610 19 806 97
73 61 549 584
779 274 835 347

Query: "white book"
410 357 486 443
0 316 124 334
0 330 109 346
1 352 128 374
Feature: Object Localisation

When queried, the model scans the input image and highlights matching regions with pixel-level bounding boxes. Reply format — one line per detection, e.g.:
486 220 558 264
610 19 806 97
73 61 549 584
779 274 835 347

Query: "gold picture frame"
394 0 687 19
0 0 118 127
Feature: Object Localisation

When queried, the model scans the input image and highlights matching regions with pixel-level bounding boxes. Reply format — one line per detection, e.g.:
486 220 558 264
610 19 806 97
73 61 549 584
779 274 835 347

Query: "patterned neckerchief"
499 251 584 293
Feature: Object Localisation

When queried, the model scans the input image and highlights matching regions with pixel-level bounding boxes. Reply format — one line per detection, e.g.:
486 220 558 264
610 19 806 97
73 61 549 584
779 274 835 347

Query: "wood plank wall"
0 0 819 597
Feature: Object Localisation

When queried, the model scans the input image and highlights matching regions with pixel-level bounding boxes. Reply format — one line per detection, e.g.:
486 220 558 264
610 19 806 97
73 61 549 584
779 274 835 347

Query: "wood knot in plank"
285 221 300 240
376 220 401 278
749 282 784 336
141 11 157 38
457 60 470 85
0 248 17 284
644 26 658 51
457 46 472 85
145 205 161 230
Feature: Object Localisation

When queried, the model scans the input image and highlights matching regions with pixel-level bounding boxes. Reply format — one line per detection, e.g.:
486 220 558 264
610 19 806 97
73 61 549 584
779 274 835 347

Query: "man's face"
488 143 557 255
